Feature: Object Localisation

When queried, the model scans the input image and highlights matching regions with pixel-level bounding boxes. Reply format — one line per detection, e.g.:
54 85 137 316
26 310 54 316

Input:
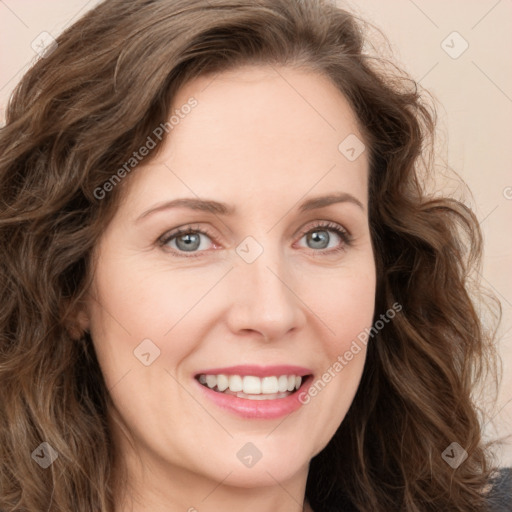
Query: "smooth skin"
78 65 376 512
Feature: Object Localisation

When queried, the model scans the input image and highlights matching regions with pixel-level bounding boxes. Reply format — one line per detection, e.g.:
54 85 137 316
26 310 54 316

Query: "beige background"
1 0 511 466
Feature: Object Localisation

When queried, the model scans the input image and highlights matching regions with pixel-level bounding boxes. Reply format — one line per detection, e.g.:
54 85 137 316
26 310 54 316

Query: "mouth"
193 366 314 419
195 373 311 400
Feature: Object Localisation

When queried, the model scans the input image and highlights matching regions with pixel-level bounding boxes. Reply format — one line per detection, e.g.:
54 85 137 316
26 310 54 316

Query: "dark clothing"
307 467 511 511
489 467 512 511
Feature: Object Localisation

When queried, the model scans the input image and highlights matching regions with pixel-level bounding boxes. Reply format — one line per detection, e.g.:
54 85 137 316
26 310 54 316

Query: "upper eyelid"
158 220 349 248
297 220 348 235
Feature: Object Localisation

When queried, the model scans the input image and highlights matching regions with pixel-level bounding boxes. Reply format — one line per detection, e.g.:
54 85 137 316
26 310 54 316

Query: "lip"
193 367 314 420
194 364 312 378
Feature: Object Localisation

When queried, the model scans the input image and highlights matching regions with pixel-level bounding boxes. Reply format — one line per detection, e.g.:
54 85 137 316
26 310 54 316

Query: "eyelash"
157 221 352 258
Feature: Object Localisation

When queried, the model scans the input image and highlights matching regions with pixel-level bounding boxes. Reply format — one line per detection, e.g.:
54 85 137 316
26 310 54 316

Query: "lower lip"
194 376 314 419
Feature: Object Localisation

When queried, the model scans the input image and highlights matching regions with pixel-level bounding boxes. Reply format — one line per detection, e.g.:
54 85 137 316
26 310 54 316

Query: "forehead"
122 65 369 212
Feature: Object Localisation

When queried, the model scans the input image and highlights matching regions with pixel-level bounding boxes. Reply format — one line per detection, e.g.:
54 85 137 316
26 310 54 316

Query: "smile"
194 365 314 419
197 374 304 400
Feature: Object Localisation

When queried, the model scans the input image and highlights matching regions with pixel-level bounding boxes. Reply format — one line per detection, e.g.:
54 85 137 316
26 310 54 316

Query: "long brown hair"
0 0 501 510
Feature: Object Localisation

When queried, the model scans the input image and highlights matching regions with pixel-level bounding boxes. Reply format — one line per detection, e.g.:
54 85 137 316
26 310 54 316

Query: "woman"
0 0 509 510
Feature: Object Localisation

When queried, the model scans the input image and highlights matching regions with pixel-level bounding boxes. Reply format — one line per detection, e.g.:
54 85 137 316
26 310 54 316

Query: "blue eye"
158 221 351 257
298 222 352 253
159 226 215 254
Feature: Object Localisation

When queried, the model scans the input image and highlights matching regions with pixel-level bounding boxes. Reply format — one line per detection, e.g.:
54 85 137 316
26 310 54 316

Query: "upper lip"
194 365 313 378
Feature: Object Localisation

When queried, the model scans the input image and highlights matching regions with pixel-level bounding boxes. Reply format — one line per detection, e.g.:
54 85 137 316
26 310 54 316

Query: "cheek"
301 261 376 356
333 275 375 354
295 260 375 434
87 255 230 380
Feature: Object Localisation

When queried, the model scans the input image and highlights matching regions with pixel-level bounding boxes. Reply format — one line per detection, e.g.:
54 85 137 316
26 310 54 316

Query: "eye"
158 221 352 257
297 221 352 253
158 225 216 255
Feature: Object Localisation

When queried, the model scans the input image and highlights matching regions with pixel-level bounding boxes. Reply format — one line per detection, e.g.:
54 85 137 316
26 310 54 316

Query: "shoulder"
487 467 512 511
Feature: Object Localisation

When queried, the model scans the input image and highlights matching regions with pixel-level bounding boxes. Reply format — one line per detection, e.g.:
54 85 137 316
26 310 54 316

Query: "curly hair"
0 0 501 510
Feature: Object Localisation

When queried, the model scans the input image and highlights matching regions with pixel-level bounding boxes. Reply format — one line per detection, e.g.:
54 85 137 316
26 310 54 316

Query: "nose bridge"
227 235 304 339
247 249 288 302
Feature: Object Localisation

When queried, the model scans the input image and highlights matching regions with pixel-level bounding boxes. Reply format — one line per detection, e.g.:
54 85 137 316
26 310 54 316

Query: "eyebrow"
136 192 364 222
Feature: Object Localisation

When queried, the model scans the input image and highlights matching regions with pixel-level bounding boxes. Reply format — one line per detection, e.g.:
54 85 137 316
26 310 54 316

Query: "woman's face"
83 65 376 494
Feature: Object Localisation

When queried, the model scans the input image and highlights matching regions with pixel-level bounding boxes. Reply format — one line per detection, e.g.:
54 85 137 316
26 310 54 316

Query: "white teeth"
216 374 229 392
278 375 289 393
235 391 290 400
243 376 261 394
205 375 217 389
228 375 243 392
197 373 306 395
261 376 279 394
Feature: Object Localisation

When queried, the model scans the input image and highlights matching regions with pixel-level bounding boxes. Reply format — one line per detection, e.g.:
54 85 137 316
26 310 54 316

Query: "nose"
225 245 306 342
